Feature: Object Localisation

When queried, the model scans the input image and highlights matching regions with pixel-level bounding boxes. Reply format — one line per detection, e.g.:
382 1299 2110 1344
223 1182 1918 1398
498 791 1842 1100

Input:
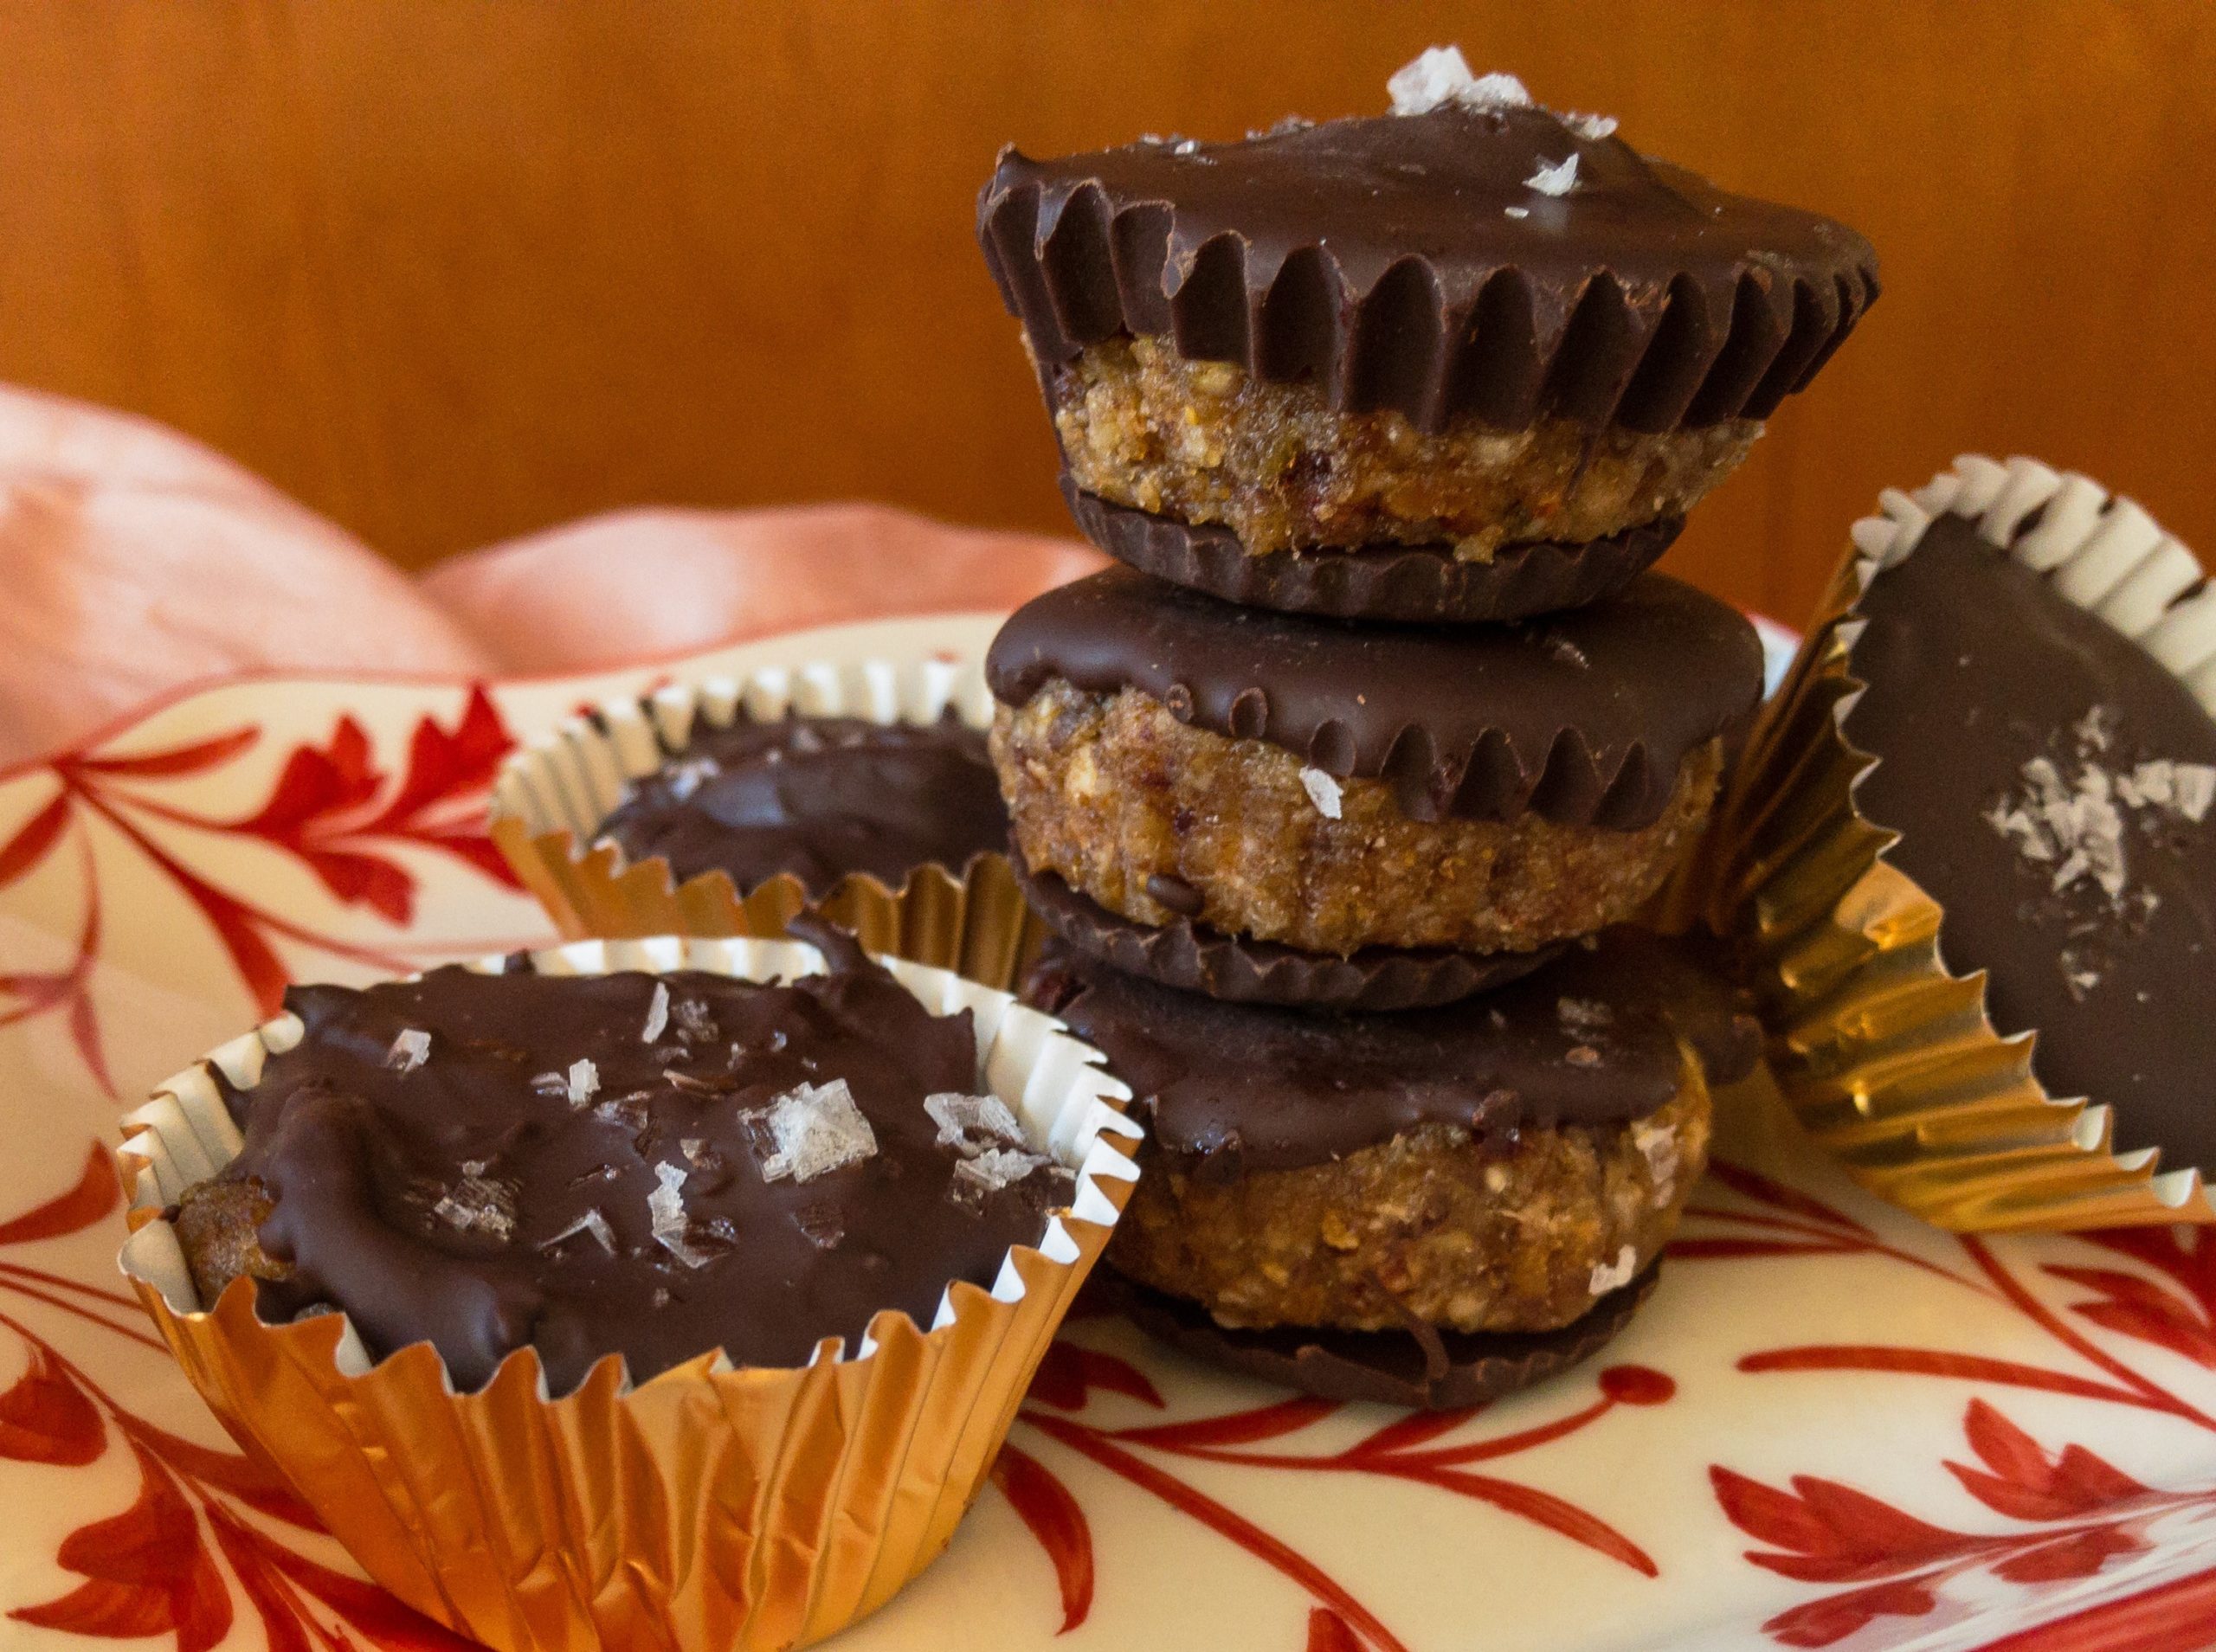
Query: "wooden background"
1 0 2210 627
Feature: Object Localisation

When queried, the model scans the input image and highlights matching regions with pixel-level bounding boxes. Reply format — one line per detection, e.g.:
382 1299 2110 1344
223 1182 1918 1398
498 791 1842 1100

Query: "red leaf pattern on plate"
991 1443 1093 1633
0 1344 105 1467
0 1143 117 1248
9 1442 233 1652
1305 1606 1363 1652
1027 1342 1165 1414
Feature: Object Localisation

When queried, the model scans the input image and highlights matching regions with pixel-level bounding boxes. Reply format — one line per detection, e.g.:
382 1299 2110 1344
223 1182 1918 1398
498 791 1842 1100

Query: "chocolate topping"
1018 857 1557 1011
1843 513 2216 1164
1027 927 1750 1171
596 713 1006 897
987 564 1763 827
212 954 1070 1393
1062 478 1683 622
1105 1266 1656 1409
979 106 1878 434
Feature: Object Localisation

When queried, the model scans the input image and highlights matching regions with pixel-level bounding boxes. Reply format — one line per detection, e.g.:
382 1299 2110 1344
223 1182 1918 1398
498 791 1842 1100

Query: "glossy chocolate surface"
215 938 1068 1392
597 713 1005 897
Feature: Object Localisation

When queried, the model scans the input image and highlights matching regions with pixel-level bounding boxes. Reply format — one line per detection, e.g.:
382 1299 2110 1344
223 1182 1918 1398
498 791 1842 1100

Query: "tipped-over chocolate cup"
980 85 1876 556
1063 476 1685 622
988 566 1760 956
1709 456 2216 1231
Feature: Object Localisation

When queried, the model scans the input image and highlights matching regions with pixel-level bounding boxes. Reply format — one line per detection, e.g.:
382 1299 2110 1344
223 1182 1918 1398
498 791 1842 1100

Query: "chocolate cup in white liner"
490 656 1047 987
117 932 1139 1652
1701 453 2216 1230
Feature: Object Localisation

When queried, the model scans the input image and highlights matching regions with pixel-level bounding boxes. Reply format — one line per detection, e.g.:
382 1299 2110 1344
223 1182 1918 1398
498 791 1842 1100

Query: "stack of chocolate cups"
974 58 1877 1406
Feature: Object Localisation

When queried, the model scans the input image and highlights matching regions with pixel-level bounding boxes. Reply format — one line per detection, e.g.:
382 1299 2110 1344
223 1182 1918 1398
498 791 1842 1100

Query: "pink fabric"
0 387 1102 767
423 504 1103 674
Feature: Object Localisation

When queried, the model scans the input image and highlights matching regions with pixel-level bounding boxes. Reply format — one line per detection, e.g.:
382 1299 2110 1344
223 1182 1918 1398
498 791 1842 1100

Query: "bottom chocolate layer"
1105 1266 1659 1410
1015 856 1555 1011
1064 477 1685 622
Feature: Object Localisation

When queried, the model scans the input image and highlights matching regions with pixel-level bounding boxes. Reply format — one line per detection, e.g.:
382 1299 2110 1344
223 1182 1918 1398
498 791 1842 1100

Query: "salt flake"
1588 1244 1637 1295
924 1092 1025 1154
1525 154 1580 196
538 1207 617 1257
432 1160 515 1242
743 1078 878 1186
1388 48 1532 118
385 1028 431 1074
1562 111 1618 141
647 1161 714 1269
1299 767 1344 820
566 1057 599 1109
641 981 671 1044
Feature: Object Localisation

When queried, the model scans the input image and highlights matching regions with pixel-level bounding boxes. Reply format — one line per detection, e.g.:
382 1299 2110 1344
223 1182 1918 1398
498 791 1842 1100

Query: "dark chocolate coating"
1017 856 1557 1010
1105 1266 1656 1409
979 106 1878 434
213 948 1068 1393
987 563 1763 827
1842 513 2216 1164
1027 927 1755 1172
1061 478 1683 622
596 713 1006 897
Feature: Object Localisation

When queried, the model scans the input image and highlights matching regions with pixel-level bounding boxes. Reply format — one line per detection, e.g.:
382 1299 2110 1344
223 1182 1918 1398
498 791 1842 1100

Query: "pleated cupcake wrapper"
1698 454 2216 1231
117 932 1141 1651
488 654 1047 988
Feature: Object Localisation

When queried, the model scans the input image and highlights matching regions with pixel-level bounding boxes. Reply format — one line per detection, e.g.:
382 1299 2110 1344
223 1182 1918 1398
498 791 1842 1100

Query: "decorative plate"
3 614 2215 1652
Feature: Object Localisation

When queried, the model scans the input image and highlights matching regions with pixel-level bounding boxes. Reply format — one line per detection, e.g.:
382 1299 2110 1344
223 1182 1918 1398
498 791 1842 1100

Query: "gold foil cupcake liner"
489 654 1045 988
117 930 1140 1651
1699 454 2216 1230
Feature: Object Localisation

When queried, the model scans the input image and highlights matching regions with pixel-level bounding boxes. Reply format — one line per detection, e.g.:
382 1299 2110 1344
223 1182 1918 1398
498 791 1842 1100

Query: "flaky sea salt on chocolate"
385 1028 431 1074
538 1207 617 1257
432 1159 515 1242
647 1161 714 1269
745 1078 879 1186
566 1057 599 1109
1387 47 1532 118
641 981 671 1044
1525 153 1581 196
924 1091 1025 1155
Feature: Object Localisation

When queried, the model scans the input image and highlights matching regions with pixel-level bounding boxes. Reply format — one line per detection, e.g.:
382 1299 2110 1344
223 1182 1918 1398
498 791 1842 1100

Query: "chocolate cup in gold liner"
1696 454 2216 1231
490 656 1047 988
117 932 1141 1652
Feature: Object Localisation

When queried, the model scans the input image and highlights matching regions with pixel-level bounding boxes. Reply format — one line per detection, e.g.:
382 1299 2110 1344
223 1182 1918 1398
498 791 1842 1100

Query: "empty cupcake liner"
118 929 1140 1652
1699 455 2216 1230
489 655 1046 990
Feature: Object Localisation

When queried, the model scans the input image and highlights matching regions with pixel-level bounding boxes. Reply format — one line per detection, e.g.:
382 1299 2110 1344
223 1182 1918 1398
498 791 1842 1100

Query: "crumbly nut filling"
1049 335 1760 557
1109 1063 1710 1334
993 681 1723 955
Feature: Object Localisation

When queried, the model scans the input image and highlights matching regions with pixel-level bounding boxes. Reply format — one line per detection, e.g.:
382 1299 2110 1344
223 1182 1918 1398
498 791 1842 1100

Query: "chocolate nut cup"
980 78 1878 558
1699 456 2216 1230
118 929 1139 1652
491 656 1046 991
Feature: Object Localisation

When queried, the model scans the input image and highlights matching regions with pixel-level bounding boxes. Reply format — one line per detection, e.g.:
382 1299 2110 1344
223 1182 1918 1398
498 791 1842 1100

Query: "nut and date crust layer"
1109 1067 1709 1334
1052 336 1760 558
993 680 1724 955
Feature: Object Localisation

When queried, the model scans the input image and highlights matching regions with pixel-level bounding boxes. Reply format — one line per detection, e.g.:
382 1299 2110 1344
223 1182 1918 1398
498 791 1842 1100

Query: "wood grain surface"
0 1 2208 625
